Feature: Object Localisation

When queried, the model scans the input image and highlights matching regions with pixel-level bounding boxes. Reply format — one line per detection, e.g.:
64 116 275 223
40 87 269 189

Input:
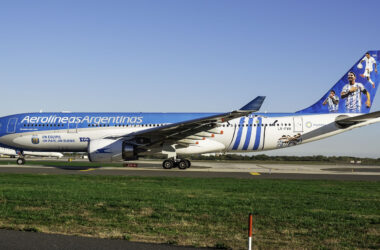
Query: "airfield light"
248 213 253 250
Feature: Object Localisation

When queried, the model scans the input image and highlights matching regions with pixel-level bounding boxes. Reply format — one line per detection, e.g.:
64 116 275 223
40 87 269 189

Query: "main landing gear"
162 159 191 170
16 158 26 165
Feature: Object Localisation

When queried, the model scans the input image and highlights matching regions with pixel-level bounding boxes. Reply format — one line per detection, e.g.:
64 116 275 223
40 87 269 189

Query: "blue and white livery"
0 51 380 169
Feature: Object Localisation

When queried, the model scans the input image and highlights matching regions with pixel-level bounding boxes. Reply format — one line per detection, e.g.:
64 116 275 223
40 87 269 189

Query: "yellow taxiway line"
79 168 95 172
249 172 261 176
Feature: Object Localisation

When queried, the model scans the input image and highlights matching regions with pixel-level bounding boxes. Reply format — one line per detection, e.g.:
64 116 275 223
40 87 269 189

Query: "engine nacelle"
88 139 138 162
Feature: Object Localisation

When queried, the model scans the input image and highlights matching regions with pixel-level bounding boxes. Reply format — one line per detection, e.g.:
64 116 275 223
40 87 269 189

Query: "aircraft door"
68 122 78 133
293 117 303 132
6 118 17 133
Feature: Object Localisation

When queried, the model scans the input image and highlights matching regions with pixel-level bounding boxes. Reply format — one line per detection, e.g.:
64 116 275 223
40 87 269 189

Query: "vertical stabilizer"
297 51 380 114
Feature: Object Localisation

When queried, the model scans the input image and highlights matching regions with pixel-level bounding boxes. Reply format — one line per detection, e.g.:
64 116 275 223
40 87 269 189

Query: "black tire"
174 161 179 168
162 159 174 169
185 159 191 168
16 158 25 165
178 160 188 170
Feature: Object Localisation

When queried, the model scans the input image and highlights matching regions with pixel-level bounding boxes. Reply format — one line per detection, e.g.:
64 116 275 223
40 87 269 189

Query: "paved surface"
0 229 206 250
0 159 379 181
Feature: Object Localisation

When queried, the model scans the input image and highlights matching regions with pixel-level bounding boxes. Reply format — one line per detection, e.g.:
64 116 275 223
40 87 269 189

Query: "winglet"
239 96 266 111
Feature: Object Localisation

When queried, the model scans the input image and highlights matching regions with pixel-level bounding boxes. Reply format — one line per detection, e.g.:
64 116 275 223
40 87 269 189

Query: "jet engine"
88 139 138 162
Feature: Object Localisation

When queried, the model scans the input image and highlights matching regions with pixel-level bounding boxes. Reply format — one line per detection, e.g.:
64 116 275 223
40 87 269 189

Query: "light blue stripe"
253 117 262 150
232 117 245 150
242 117 253 150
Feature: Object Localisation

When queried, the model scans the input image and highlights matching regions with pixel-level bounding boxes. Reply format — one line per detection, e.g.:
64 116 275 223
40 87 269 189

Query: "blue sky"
1 0 380 157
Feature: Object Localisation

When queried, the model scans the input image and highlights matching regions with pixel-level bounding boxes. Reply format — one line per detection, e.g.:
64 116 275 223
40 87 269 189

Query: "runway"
0 159 379 181
0 229 205 250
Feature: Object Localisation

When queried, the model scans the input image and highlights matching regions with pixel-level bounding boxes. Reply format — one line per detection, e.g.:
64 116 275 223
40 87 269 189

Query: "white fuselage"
0 113 375 157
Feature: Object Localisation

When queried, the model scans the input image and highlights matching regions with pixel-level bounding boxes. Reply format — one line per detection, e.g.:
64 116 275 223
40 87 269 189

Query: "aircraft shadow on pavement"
43 165 102 171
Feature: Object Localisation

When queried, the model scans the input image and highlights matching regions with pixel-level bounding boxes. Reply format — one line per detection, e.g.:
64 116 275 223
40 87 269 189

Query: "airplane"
0 51 379 169
0 146 63 161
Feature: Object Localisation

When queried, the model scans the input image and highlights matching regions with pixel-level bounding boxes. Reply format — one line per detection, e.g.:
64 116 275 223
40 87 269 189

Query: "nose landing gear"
16 158 25 165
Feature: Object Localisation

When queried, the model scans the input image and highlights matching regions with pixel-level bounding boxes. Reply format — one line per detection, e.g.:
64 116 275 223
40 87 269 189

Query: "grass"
0 173 379 249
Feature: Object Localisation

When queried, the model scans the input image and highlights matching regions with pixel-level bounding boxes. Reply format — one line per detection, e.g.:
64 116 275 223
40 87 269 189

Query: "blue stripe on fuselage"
0 111 321 138
232 117 245 150
242 117 253 150
253 117 262 150
0 112 221 136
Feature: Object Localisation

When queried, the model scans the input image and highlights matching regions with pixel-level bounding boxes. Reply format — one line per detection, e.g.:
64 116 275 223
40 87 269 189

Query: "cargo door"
7 118 17 133
68 122 78 133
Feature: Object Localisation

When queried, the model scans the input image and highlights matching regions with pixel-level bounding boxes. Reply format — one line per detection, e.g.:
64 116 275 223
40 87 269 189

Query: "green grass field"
0 173 379 249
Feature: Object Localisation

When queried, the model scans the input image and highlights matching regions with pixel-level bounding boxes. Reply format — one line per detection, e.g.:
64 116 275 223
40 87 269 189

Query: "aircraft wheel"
162 159 174 169
185 159 191 168
178 160 189 170
16 158 25 165
174 161 179 168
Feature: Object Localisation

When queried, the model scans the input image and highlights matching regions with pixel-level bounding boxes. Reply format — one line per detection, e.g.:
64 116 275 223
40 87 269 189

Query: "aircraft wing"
108 96 265 147
336 110 380 127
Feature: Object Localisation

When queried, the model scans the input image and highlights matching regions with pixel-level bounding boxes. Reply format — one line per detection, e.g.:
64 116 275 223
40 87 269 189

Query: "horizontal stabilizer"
239 96 266 111
336 110 380 127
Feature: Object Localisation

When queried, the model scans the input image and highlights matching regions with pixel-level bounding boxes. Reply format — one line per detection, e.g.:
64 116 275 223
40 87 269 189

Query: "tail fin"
296 51 380 114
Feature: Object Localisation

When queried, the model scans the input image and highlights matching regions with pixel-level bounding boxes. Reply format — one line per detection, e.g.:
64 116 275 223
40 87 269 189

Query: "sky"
1 0 380 157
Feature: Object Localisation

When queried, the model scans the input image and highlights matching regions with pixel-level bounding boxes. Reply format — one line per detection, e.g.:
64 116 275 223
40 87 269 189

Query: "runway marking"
250 172 261 176
80 168 95 172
